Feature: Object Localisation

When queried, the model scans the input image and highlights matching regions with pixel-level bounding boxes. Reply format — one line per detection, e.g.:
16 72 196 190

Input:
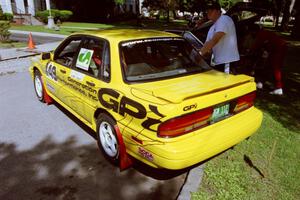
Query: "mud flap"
114 125 133 171
41 76 53 104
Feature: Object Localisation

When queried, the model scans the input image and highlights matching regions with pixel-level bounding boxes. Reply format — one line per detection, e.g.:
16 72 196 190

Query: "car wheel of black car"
96 113 120 165
34 70 45 102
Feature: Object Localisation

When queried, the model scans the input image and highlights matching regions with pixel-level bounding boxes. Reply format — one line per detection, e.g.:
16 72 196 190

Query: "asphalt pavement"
10 32 63 45
1 31 65 61
0 31 205 199
0 58 188 200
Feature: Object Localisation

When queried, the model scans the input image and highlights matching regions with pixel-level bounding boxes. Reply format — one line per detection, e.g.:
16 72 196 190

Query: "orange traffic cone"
27 33 36 49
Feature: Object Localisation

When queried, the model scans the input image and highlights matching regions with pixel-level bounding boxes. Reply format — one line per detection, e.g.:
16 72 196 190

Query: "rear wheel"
34 70 44 102
96 113 119 165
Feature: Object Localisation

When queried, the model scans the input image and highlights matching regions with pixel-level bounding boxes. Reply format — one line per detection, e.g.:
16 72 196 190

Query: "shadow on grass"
255 43 300 132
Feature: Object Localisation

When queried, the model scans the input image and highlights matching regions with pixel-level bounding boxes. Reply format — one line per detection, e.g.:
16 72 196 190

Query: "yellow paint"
29 29 263 169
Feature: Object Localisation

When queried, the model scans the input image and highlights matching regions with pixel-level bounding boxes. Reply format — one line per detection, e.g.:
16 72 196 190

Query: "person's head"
206 2 221 22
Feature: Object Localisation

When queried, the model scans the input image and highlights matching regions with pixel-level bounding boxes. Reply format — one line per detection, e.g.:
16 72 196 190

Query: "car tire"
34 70 45 102
96 113 119 165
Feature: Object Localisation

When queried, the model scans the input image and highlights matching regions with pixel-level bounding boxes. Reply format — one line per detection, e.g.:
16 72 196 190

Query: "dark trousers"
214 62 238 74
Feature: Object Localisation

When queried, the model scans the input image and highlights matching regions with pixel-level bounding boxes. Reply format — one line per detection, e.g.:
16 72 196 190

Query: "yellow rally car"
29 29 263 170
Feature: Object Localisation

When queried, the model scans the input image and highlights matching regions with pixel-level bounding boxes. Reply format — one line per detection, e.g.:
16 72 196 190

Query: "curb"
177 164 205 200
9 30 67 39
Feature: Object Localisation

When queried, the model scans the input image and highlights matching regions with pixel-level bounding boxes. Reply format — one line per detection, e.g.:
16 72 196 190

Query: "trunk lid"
131 70 254 104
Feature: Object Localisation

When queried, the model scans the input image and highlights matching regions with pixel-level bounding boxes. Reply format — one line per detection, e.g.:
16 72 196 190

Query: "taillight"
158 91 256 138
158 107 213 138
234 91 256 113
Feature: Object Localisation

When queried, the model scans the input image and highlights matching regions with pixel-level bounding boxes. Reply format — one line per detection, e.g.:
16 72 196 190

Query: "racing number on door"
46 63 57 82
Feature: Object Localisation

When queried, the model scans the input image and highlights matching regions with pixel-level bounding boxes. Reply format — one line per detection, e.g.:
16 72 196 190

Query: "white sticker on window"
70 70 85 81
76 48 94 71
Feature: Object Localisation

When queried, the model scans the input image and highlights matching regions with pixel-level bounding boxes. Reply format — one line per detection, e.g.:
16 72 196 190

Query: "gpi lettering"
98 88 164 131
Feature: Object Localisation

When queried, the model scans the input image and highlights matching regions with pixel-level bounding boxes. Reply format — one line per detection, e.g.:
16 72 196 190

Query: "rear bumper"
125 107 262 170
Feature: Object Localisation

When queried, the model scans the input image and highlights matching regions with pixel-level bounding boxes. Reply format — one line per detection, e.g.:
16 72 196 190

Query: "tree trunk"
292 0 300 39
281 0 292 31
166 9 170 22
136 0 141 26
173 10 177 20
273 0 281 29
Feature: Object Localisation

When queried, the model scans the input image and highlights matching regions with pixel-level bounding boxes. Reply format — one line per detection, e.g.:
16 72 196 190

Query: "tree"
0 21 11 41
114 0 125 4
292 0 300 39
143 0 179 22
52 0 116 22
270 0 295 31
219 0 241 11
0 5 4 20
178 0 206 13
280 0 293 31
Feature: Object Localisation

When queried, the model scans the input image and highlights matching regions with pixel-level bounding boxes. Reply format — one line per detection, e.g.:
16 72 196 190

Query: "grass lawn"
10 24 84 35
0 41 27 49
192 37 300 199
10 19 188 35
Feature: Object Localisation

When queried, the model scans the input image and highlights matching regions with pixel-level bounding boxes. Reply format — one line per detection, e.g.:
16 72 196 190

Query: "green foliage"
0 5 13 22
0 5 3 18
36 9 73 23
177 0 206 12
36 9 58 23
114 0 125 5
58 10 73 21
0 20 11 41
3 13 13 22
143 0 178 11
219 0 242 10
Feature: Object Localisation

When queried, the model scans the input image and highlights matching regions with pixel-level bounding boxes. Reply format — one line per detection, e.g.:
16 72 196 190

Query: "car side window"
54 37 82 67
74 38 110 82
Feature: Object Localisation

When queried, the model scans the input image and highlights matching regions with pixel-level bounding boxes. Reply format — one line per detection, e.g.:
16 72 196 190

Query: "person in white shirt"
200 2 240 74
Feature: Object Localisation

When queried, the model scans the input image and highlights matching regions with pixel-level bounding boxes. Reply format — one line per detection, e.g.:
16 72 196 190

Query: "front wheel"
34 70 44 102
96 114 119 165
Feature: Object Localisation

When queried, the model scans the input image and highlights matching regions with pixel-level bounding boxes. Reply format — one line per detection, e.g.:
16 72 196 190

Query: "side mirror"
41 52 51 60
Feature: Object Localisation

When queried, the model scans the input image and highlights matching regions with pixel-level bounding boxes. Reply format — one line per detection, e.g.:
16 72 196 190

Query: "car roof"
72 29 181 43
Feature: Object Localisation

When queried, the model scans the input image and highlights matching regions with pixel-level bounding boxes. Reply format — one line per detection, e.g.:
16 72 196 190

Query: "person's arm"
200 32 225 56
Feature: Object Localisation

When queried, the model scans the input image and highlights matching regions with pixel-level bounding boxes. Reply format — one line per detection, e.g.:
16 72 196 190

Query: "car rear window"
120 37 211 82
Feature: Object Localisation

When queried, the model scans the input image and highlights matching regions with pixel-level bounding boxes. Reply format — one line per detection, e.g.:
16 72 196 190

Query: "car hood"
130 70 254 104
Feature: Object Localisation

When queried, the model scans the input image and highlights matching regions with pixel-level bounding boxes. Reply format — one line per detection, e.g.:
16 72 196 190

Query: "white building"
123 0 144 14
0 0 51 16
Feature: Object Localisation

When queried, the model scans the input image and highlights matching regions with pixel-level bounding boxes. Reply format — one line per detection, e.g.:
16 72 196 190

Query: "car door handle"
60 69 66 74
86 81 95 87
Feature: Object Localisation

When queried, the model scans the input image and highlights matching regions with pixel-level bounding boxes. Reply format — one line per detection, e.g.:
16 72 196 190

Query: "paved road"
0 58 188 200
10 33 62 45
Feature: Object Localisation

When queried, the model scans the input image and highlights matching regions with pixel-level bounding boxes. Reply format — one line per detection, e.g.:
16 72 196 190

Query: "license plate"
211 104 230 123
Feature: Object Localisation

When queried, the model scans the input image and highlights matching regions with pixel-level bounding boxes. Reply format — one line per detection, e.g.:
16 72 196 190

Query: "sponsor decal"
46 82 55 93
70 70 85 81
98 88 146 119
183 103 197 111
46 62 57 82
98 88 165 131
121 37 184 47
76 48 94 71
56 76 98 101
138 147 153 161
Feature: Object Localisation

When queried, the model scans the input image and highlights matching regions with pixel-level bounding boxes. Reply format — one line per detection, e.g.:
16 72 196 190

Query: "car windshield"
120 37 211 82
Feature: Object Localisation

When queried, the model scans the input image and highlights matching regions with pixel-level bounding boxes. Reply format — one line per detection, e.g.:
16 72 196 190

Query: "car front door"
52 36 86 115
67 37 111 124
